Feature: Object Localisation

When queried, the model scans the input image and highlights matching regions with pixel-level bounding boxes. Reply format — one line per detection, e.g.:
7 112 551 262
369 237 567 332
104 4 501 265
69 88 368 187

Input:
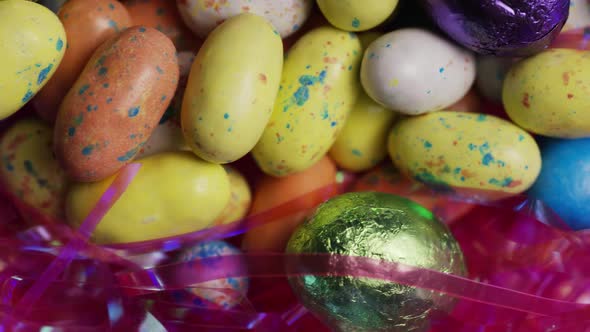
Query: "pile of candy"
2 0 590 331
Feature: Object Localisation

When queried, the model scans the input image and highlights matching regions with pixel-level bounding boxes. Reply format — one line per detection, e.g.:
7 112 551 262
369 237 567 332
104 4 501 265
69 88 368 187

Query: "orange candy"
33 0 132 123
242 156 337 252
445 88 482 113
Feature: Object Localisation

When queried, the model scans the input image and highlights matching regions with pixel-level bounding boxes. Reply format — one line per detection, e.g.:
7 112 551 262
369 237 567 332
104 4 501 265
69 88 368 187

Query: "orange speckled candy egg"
353 164 474 224
213 166 252 226
0 117 68 221
241 156 337 252
54 26 179 182
33 0 131 123
123 0 202 51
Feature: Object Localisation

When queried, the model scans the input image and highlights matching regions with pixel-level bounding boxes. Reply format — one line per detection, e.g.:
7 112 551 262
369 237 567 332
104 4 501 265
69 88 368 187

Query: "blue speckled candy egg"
528 137 590 230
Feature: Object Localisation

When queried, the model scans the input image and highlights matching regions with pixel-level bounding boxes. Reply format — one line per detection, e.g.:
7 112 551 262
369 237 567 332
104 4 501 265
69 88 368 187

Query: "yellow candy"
181 13 283 164
214 166 252 226
503 49 590 138
0 0 66 119
253 27 362 177
66 152 230 244
317 0 399 32
329 32 397 172
388 111 541 198
0 118 68 220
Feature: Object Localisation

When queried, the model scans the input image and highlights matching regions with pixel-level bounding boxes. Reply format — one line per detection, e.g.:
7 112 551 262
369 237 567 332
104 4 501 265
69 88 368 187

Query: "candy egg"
0 117 68 220
33 0 132 123
528 137 590 230
176 0 313 39
242 156 337 252
66 152 230 244
503 49 590 138
252 27 362 177
388 111 542 199
287 192 466 332
316 0 399 32
54 26 179 182
123 0 201 51
563 0 590 32
422 0 570 56
213 166 252 226
174 241 249 309
444 88 482 113
476 56 516 104
0 0 66 120
182 14 283 164
361 28 476 115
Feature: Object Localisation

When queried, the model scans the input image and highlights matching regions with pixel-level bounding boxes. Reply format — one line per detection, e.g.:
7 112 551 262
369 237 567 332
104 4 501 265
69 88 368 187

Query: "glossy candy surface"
287 192 466 331
34 0 132 123
503 48 590 138
0 0 66 120
182 14 283 164
361 28 476 115
0 118 68 220
66 152 230 244
252 27 362 177
388 111 542 198
422 0 570 56
54 26 179 182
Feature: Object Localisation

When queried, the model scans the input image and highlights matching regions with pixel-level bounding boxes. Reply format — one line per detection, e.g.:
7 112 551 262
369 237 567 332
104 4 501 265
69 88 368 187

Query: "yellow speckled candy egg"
503 49 590 138
66 151 230 244
388 112 541 199
361 28 476 115
317 0 399 32
0 0 66 119
329 32 397 172
0 117 68 220
564 0 590 31
176 0 313 39
252 27 362 177
213 166 252 225
182 13 283 164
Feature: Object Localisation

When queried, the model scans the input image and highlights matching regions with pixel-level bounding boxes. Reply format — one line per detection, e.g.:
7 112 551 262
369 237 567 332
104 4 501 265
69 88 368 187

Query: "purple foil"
422 0 570 56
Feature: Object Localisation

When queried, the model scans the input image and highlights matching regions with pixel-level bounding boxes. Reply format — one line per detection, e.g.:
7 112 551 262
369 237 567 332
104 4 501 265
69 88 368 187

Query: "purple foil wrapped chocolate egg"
422 0 570 56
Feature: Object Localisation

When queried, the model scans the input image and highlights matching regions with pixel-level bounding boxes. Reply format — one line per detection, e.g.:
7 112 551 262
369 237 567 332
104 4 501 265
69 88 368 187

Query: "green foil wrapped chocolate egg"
286 192 466 332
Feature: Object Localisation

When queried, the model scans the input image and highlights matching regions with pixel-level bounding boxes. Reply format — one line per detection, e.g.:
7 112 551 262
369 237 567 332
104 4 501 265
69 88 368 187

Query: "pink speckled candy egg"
176 0 313 39
175 241 249 309
361 28 476 115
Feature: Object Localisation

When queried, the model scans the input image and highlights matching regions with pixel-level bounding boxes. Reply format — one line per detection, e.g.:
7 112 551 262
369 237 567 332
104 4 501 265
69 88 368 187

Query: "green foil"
286 192 466 332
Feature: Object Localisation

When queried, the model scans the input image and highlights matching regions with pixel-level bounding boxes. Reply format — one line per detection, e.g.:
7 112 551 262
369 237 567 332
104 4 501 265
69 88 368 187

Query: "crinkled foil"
287 192 466 332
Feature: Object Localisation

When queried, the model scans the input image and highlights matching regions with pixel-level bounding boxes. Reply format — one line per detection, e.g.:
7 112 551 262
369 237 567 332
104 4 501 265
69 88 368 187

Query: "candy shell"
66 151 230 244
252 27 362 177
0 0 66 120
123 0 201 51
476 56 517 104
316 0 399 32
213 166 252 226
242 156 337 252
174 241 249 309
33 0 132 123
181 14 283 164
563 0 590 32
54 26 179 182
361 28 476 115
444 88 482 113
503 49 590 138
528 137 590 230
388 111 542 199
0 117 68 220
176 0 313 39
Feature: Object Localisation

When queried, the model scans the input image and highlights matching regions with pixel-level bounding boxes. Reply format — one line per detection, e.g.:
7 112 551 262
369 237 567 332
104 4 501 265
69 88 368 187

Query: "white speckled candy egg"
361 28 476 115
564 0 590 31
176 0 313 39
476 56 517 103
